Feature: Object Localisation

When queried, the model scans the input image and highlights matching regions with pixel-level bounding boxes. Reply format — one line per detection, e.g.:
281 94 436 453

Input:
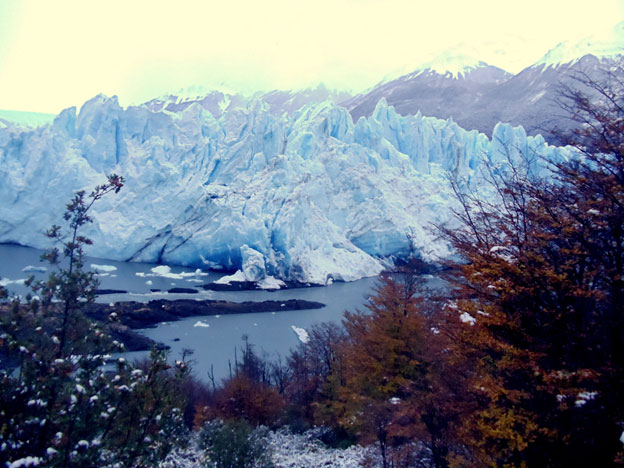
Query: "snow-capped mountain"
400 51 509 81
484 54 622 141
0 95 570 284
535 21 624 68
344 51 512 132
346 24 624 140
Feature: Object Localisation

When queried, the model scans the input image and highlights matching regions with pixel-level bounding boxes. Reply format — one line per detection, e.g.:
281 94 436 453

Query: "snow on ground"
160 429 370 468
574 391 598 407
459 312 476 326
269 430 369 468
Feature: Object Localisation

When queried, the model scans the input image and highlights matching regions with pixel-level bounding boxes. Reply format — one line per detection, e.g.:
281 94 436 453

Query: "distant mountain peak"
406 51 493 80
536 21 624 68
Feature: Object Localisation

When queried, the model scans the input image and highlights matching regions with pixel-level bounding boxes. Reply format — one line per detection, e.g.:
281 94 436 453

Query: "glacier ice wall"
0 95 572 284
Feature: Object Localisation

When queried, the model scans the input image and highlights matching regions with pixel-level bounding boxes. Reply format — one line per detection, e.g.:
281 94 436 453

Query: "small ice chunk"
258 276 285 290
90 264 117 272
151 265 183 280
22 265 47 273
193 321 210 328
214 270 247 284
0 278 25 287
291 325 310 343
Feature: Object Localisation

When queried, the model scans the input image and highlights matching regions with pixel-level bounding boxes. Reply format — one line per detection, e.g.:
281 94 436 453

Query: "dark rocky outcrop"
95 289 128 295
83 298 325 331
167 287 199 294
202 280 324 291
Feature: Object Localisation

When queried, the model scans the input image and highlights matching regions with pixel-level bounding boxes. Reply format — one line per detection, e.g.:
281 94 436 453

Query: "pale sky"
1 0 623 113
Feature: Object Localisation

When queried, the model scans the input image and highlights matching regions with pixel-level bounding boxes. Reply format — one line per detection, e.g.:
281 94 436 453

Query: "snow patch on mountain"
536 21 624 68
406 51 491 79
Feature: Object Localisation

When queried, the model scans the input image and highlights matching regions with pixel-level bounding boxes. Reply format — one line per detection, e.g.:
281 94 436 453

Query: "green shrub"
198 419 274 468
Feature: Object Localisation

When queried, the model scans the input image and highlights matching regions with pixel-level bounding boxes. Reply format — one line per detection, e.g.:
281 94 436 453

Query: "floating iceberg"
291 325 310 344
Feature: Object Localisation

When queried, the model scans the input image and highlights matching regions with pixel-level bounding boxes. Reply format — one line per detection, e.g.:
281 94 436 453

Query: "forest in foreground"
0 69 623 468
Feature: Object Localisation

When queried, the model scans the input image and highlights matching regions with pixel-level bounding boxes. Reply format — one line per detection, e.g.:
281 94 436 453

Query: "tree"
440 67 624 467
283 322 345 430
317 275 453 468
0 175 190 467
195 337 285 428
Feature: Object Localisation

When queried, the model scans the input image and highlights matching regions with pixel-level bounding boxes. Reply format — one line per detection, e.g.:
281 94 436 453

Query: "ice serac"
0 95 572 284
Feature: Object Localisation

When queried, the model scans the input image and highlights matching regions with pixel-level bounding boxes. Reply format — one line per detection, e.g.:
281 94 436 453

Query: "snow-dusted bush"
198 419 273 468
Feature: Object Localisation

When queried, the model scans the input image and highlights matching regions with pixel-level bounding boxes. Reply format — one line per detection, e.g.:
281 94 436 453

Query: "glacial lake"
0 243 444 381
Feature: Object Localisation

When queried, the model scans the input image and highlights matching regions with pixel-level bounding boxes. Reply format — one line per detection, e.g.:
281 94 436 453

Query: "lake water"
0 243 444 381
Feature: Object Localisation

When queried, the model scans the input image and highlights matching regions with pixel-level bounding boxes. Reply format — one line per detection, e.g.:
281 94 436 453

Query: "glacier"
0 94 573 285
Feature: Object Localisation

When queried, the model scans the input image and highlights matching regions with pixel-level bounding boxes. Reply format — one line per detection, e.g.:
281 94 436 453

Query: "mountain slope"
345 24 624 139
345 52 512 131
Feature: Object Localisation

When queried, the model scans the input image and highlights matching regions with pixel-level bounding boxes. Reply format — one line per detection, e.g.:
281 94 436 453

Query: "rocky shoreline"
83 298 325 351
